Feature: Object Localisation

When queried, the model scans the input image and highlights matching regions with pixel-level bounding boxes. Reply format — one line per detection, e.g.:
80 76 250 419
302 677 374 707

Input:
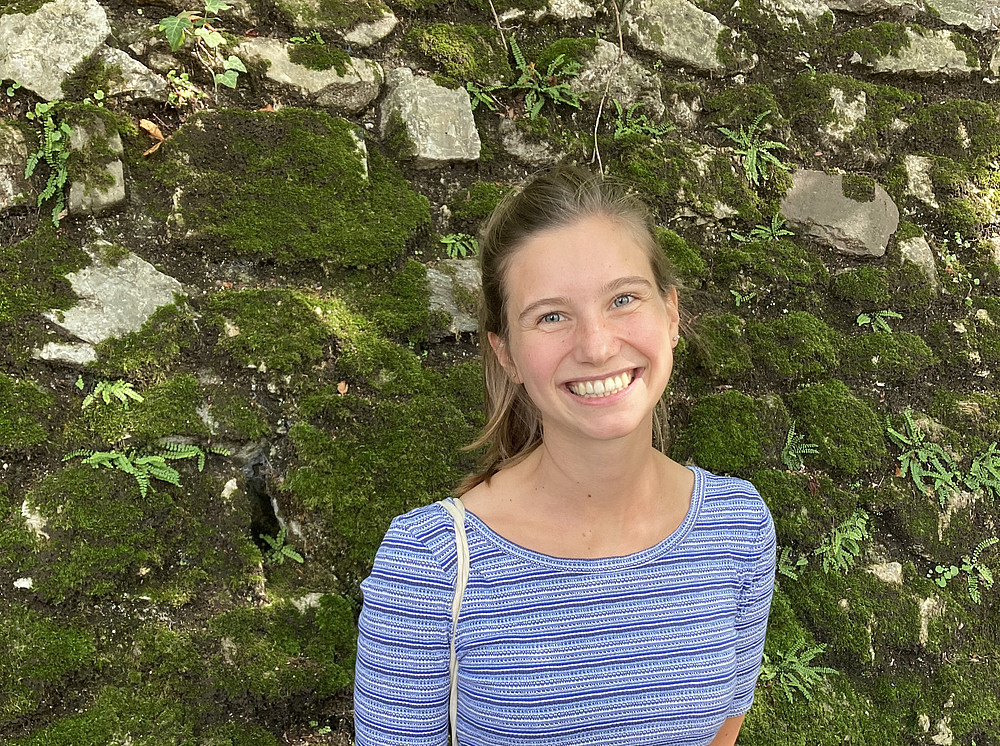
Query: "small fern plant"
886 408 962 508
261 526 304 565
759 640 837 703
509 36 582 119
966 443 1000 503
781 421 818 472
77 376 144 409
441 233 479 259
612 100 674 140
25 101 72 226
856 310 902 334
718 110 790 186
777 546 809 581
814 509 870 574
731 213 793 244
963 537 998 604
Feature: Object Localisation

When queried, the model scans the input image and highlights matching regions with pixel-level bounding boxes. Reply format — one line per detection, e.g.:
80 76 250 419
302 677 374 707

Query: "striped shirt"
355 467 776 746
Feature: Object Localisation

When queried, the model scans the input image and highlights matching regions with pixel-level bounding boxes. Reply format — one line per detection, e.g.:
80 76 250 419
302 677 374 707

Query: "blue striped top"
355 467 776 745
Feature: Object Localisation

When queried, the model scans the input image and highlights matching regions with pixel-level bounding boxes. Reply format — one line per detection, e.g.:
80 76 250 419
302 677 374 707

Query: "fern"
717 110 789 186
886 408 962 508
777 546 809 581
962 537 998 604
814 509 870 574
781 421 818 472
261 526 305 565
759 640 837 702
508 36 581 119
967 443 1000 502
80 379 144 409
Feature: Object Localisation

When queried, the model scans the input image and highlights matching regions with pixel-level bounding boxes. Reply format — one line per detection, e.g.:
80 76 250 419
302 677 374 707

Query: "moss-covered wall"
2 0 999 742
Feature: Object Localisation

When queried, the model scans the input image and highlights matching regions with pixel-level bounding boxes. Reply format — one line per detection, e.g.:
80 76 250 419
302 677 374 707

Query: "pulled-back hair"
456 165 679 495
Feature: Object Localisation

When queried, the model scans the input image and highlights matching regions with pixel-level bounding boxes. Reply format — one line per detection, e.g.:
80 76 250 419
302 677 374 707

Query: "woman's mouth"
566 370 635 398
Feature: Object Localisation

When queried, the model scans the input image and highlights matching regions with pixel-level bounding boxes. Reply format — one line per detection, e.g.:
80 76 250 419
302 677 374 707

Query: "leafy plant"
467 81 503 112
886 408 962 508
759 640 837 702
963 537 998 604
158 0 246 89
612 100 674 140
781 420 818 472
777 546 809 581
508 36 582 119
260 526 304 565
24 101 72 225
5 80 21 97
441 233 479 259
730 289 757 307
718 110 790 186
731 213 793 243
77 376 144 409
63 441 229 498
857 309 902 333
166 69 204 107
290 31 325 45
814 509 870 574
967 443 1000 502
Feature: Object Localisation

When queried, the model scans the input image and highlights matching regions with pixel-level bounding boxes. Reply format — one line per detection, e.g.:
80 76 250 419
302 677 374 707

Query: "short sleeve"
354 516 454 746
728 503 776 716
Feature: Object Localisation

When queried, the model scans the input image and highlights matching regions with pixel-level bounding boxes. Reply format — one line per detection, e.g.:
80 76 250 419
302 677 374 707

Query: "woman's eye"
613 294 635 308
540 312 563 324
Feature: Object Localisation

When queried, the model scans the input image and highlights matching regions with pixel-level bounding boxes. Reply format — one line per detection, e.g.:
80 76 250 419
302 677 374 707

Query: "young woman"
354 166 776 745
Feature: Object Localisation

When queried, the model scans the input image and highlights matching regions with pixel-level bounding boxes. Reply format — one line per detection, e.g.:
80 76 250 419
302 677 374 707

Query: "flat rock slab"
427 259 481 338
379 68 480 168
44 243 185 345
780 169 900 257
98 47 169 101
0 120 33 213
238 38 383 113
899 235 939 290
866 28 979 77
343 9 398 46
68 115 125 216
571 39 664 118
930 0 991 30
623 0 727 73
763 0 833 25
0 0 111 101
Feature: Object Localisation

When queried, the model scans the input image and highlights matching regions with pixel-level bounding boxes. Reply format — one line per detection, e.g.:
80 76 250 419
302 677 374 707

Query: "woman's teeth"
568 372 633 398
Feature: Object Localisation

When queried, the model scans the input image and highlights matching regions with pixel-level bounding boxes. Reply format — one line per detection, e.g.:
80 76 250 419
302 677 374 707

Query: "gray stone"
0 120 33 213
67 115 125 216
867 561 903 584
931 0 990 30
827 0 921 12
862 28 979 77
899 235 940 291
238 38 383 113
990 43 1000 76
379 68 480 168
903 154 938 207
780 169 900 257
33 341 99 365
427 259 481 338
571 39 664 118
666 92 702 128
96 46 169 101
0 0 111 101
344 9 399 46
43 242 185 345
498 118 560 166
623 0 727 73
536 0 596 20
821 88 867 144
763 0 833 25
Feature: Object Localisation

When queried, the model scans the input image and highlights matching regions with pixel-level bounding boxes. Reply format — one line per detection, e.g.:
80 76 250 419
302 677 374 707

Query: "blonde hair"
456 165 679 495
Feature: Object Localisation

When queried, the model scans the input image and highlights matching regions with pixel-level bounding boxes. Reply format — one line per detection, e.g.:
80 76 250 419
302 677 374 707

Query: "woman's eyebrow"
516 277 653 323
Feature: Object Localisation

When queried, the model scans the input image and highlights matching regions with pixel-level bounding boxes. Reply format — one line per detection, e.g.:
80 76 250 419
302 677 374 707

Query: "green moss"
841 173 876 202
691 312 752 380
92 301 197 384
836 22 910 65
383 110 417 160
210 393 270 440
60 53 124 102
927 156 1000 234
0 603 97 726
748 312 840 381
450 180 510 222
1 0 52 15
535 37 599 71
906 99 1000 166
788 379 887 476
0 373 54 449
0 225 88 366
157 108 429 267
888 257 935 309
706 83 782 130
287 41 350 73
894 219 924 243
337 259 433 341
404 23 510 84
929 389 1000 441
206 288 332 374
830 267 891 304
714 238 828 299
281 0 386 28
674 390 789 474
753 470 859 550
949 31 980 69
656 227 707 284
840 331 936 380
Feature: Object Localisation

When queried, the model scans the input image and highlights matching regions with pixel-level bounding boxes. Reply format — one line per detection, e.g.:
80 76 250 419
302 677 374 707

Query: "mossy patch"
691 312 752 380
449 180 510 223
706 83 782 130
840 331 936 380
748 312 840 381
205 288 333 374
335 259 433 342
831 267 891 305
905 99 1000 167
836 22 910 66
535 37 599 72
674 390 789 474
279 0 386 29
714 238 828 304
841 173 876 202
287 41 350 73
60 53 124 102
787 379 887 476
656 227 707 285
0 0 52 15
0 373 54 450
753 470 860 550
91 301 197 384
210 392 270 440
404 23 510 84
152 108 429 267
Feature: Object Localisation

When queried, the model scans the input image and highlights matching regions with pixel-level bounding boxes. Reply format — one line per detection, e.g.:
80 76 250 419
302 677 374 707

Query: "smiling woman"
354 165 775 746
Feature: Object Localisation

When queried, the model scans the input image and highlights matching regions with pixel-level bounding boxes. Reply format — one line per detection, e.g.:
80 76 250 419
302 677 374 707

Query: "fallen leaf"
258 104 275 112
337 381 349 395
140 118 165 156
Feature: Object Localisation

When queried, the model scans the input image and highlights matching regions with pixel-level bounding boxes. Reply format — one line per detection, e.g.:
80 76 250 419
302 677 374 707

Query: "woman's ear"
665 287 681 347
488 332 521 383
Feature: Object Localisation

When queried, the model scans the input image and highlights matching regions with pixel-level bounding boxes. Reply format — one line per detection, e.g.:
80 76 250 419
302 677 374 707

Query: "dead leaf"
140 118 165 157
337 381 349 395
258 104 275 112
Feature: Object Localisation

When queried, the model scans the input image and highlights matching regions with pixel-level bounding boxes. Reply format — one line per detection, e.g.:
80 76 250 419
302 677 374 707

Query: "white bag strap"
439 497 469 745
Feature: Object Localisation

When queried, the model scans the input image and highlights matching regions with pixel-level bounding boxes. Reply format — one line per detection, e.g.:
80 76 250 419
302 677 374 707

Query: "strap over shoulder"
438 497 469 745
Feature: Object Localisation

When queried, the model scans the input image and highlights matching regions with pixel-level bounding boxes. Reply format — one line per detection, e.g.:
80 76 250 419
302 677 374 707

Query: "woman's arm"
709 715 745 746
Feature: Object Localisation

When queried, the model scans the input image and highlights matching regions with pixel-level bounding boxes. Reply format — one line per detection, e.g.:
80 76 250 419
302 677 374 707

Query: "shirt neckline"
459 465 705 571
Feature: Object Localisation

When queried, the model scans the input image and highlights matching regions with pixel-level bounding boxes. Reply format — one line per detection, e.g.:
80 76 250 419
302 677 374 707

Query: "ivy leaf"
159 14 193 51
194 26 226 48
214 70 239 88
223 55 247 72
204 0 231 12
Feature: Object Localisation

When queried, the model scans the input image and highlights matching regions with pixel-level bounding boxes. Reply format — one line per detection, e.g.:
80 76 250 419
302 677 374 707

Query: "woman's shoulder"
374 500 461 566
691 467 772 531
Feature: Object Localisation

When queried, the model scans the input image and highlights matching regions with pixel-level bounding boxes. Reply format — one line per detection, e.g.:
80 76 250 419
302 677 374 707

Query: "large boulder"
622 0 729 73
379 68 481 169
780 169 900 257
238 39 383 113
0 0 111 101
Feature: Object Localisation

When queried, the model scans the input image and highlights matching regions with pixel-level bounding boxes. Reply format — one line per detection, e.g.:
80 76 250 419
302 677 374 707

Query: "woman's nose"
574 316 618 363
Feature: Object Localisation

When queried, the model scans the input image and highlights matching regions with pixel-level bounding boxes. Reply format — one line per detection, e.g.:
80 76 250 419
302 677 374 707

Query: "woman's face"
489 214 680 447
